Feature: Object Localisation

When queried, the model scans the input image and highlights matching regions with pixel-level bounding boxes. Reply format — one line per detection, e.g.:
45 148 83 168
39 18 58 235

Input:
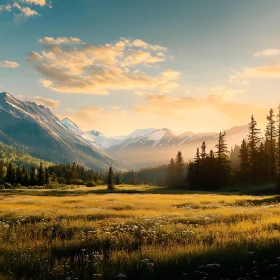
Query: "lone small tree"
107 167 115 191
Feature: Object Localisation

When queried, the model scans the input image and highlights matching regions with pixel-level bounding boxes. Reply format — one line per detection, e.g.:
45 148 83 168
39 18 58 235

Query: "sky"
1 0 280 136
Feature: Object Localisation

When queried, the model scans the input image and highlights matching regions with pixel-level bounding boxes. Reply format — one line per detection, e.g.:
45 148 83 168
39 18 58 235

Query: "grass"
1 184 280 279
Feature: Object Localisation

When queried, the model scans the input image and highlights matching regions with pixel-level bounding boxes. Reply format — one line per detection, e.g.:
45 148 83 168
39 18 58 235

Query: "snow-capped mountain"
0 92 126 171
103 126 248 168
62 118 84 136
61 115 248 168
83 130 121 148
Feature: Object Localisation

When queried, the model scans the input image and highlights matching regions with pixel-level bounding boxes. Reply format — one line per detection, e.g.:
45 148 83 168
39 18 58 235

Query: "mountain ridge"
0 92 126 171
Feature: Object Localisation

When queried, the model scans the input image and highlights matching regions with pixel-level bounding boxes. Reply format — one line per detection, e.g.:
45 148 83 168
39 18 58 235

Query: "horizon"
1 0 280 135
1 90 250 138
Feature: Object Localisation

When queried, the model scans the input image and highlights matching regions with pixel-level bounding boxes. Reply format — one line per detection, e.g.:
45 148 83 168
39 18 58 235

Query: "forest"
1 107 280 194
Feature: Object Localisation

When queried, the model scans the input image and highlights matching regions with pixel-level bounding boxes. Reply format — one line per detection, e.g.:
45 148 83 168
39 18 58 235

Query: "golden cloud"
27 37 179 94
0 60 19 68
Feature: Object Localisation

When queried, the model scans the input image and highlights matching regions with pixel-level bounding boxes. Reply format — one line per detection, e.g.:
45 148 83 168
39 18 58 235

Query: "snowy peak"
124 128 156 140
62 118 84 136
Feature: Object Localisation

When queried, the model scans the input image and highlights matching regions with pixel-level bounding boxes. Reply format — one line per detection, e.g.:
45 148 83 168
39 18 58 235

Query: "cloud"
134 88 267 124
33 96 60 108
38 37 82 45
21 0 47 6
13 2 38 17
132 39 167 51
254 49 280 57
27 37 179 94
26 51 43 62
230 65 280 83
0 60 19 68
0 0 52 19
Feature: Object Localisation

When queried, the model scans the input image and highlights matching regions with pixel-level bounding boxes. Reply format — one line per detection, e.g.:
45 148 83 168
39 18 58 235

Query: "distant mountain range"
0 92 126 171
0 92 249 170
62 117 249 169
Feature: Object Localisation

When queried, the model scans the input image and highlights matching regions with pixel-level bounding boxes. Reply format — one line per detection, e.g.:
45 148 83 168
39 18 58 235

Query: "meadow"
1 185 280 279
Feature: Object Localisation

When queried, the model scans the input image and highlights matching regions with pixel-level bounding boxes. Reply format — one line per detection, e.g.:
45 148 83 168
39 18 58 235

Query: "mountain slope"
61 115 248 168
104 126 248 168
0 92 126 171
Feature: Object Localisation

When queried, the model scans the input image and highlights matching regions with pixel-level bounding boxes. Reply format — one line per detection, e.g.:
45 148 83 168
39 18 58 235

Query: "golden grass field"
1 185 280 279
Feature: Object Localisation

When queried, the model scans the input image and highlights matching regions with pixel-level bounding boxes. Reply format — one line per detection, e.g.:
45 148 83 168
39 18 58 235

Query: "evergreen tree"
215 132 231 187
29 167 36 186
247 115 262 182
16 166 23 185
115 174 121 185
45 167 50 184
107 167 115 191
6 162 15 183
200 141 207 161
51 173 57 183
0 160 4 180
215 132 229 162
277 104 280 174
22 168 29 186
37 162 45 186
70 162 77 181
265 109 277 181
239 139 250 182
175 151 185 188
167 158 176 188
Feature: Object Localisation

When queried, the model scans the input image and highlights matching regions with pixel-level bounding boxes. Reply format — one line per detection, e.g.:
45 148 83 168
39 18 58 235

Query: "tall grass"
1 185 280 279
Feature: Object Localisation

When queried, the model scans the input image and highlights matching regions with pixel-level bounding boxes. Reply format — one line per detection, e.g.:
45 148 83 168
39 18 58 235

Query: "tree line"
0 161 105 187
184 106 280 191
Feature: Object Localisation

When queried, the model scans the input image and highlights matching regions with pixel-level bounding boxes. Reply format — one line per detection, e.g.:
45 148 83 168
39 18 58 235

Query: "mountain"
0 92 126 171
103 126 248 168
82 130 120 149
61 115 248 169
0 138 52 170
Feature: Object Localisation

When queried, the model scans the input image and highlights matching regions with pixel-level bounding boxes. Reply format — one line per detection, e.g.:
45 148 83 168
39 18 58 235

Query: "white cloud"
27 37 179 95
39 37 82 45
0 60 20 68
0 0 52 19
13 2 38 17
22 0 47 6
254 49 280 57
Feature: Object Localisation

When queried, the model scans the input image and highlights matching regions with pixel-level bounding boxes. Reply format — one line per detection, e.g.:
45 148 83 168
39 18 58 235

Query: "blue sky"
1 0 280 135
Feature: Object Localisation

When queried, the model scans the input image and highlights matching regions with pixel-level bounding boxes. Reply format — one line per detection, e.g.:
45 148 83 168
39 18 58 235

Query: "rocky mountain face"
0 92 126 171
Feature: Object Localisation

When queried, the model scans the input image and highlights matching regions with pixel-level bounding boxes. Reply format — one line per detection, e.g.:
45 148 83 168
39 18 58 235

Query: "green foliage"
107 167 115 191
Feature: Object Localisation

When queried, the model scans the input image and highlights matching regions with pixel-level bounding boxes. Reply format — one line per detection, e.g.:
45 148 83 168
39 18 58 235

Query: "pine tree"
215 132 229 162
6 162 15 183
265 109 277 181
16 166 22 185
45 167 50 184
22 168 29 186
115 173 121 185
200 141 207 161
247 115 262 182
37 162 45 186
0 160 4 180
167 158 176 188
175 151 185 188
67 162 77 184
239 139 250 182
215 132 231 187
107 167 115 191
29 167 36 186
